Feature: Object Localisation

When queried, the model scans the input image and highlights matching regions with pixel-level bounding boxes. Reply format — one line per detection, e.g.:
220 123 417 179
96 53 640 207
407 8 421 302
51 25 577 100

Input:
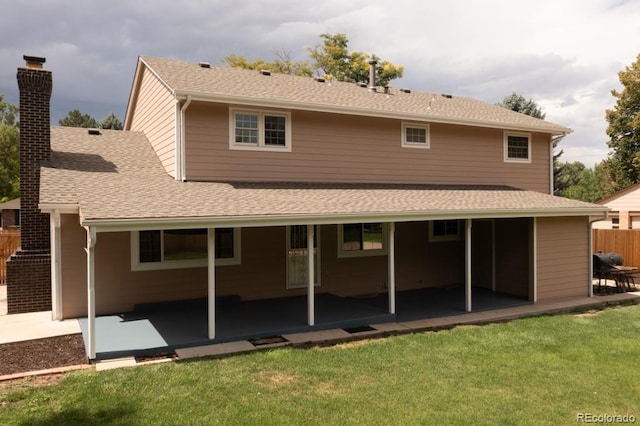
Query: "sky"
1 0 639 167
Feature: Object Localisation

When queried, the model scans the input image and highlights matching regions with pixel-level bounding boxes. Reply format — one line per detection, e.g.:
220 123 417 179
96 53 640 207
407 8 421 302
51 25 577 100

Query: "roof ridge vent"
441 93 453 99
88 128 101 136
198 62 211 68
314 76 325 83
400 88 411 94
259 69 271 76
357 82 367 88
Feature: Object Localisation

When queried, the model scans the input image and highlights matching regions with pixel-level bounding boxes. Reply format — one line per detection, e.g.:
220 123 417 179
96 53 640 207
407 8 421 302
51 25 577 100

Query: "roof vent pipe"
368 60 377 92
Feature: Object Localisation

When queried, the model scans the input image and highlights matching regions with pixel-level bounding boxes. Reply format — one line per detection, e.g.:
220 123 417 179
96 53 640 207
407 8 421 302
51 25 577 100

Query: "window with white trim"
338 223 387 257
504 132 531 163
429 220 460 242
131 228 241 271
401 122 430 149
229 109 291 151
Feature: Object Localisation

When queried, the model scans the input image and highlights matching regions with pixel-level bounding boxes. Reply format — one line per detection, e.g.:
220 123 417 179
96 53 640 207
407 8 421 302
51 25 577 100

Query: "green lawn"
2 304 640 425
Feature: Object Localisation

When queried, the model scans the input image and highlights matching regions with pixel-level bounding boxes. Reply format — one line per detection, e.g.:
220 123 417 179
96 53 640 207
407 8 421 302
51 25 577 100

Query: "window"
504 132 531 163
338 223 387 257
429 220 460 242
131 228 240 270
402 123 430 149
230 109 291 151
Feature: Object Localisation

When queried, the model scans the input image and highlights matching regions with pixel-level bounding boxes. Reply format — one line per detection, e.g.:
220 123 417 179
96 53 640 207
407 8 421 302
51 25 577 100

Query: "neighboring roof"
0 198 20 210
41 127 605 231
125 56 571 136
596 183 640 205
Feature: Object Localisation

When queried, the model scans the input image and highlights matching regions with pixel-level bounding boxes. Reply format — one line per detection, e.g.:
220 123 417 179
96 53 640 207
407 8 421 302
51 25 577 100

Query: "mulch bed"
0 334 88 377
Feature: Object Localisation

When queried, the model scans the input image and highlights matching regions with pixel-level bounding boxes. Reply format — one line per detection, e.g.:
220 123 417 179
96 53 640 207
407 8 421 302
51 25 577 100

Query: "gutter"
173 91 572 137
175 95 192 181
81 207 609 233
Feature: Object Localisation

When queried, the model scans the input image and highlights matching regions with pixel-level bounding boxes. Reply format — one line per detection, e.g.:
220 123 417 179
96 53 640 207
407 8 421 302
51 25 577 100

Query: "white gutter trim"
39 203 79 214
82 207 609 233
173 91 572 136
84 226 97 360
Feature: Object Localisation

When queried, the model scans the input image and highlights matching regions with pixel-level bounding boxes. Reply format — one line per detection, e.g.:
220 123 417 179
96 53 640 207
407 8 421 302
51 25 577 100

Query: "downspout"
84 226 97 360
179 95 192 181
50 210 62 320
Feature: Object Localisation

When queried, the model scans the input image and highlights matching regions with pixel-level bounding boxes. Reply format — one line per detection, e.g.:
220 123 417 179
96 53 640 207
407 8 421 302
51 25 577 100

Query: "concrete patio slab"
282 328 351 344
0 310 81 344
176 340 256 359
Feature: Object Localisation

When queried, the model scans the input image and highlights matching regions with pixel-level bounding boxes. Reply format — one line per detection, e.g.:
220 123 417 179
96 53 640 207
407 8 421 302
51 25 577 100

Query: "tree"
100 112 123 130
223 33 405 86
0 94 20 201
561 161 613 203
58 110 123 130
497 93 566 194
604 53 640 191
309 33 404 86
59 109 100 128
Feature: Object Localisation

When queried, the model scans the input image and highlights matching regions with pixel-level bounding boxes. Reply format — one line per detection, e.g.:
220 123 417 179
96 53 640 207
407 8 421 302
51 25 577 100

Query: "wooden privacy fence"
0 229 21 285
592 229 640 268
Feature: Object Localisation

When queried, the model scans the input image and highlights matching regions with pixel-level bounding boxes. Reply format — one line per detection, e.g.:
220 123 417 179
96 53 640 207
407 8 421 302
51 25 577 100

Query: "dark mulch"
0 334 88 376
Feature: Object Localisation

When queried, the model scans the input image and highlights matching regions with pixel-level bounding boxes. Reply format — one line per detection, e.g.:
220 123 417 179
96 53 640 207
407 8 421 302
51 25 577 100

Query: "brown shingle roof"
136 56 571 135
41 127 605 228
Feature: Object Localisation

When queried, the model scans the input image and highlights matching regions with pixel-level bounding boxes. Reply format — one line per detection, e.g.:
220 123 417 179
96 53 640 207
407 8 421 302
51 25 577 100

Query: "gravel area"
0 334 87 376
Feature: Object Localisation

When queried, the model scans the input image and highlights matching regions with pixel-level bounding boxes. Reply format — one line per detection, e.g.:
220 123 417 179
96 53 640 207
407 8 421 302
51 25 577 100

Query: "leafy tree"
497 93 566 194
100 112 123 130
59 109 100 128
562 161 613 202
309 33 404 86
59 109 123 130
604 53 640 190
0 94 20 202
223 33 405 86
223 50 313 77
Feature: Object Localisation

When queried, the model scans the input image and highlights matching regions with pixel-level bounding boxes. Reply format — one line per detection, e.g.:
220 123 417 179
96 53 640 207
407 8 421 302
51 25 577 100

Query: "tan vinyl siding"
60 214 88 318
128 67 176 177
185 103 551 193
536 217 589 300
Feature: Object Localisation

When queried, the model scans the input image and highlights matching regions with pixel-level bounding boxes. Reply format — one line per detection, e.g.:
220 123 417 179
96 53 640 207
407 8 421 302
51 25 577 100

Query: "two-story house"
10 55 607 359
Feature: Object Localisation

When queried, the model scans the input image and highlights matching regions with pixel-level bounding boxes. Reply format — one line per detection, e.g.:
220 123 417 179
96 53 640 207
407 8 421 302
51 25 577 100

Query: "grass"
2 304 640 425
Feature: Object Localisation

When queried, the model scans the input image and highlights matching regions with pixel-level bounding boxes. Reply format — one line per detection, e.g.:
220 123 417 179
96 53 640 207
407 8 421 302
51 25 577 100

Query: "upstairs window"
132 228 240 270
402 122 430 149
504 132 531 163
230 109 291 152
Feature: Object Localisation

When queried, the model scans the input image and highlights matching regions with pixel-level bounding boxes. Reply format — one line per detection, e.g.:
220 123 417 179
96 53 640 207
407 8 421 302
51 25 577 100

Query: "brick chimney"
6 55 53 314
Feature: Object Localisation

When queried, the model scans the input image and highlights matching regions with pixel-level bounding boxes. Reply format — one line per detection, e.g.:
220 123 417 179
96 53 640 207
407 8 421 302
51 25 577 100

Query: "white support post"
465 219 472 312
50 210 62 320
532 218 538 302
207 228 216 339
388 222 396 314
85 226 97 360
307 224 315 326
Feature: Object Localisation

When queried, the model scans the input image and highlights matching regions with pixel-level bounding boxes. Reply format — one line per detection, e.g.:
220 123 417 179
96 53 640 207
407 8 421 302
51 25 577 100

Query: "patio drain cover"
250 335 289 346
343 325 376 334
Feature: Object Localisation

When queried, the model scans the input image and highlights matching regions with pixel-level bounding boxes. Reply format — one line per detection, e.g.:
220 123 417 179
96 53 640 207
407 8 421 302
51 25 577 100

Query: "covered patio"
78 287 529 360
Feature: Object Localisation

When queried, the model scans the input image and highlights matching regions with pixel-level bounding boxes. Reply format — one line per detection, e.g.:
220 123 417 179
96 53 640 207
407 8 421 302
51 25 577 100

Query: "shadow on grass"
18 404 137 426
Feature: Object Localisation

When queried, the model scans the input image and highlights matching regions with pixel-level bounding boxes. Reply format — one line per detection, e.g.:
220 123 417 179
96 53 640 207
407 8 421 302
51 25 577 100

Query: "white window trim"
229 108 292 152
337 223 388 258
429 220 461 242
401 122 430 149
504 131 531 163
131 228 241 271
286 225 321 289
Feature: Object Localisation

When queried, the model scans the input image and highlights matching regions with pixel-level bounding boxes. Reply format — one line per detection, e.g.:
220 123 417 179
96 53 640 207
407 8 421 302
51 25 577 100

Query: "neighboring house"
0 198 20 229
9 55 608 359
592 184 640 229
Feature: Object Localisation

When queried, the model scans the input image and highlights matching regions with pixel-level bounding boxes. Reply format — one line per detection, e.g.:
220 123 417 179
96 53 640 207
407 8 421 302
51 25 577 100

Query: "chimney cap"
23 55 46 69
